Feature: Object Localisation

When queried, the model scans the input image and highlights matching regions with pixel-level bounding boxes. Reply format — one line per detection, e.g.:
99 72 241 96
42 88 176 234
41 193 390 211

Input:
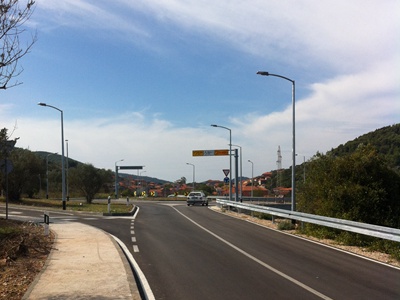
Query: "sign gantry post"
115 165 143 199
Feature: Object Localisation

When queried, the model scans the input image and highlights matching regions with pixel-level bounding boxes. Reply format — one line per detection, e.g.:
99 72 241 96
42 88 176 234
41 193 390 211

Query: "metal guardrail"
216 199 400 243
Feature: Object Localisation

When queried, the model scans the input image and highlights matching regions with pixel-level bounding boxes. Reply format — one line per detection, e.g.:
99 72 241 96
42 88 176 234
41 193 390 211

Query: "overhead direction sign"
119 166 143 170
192 149 229 156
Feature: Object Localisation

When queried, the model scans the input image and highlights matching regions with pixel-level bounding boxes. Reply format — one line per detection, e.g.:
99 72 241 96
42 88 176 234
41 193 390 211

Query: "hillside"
328 123 400 172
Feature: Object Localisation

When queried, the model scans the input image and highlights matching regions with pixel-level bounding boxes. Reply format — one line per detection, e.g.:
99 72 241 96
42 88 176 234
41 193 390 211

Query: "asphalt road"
132 201 400 300
2 202 400 300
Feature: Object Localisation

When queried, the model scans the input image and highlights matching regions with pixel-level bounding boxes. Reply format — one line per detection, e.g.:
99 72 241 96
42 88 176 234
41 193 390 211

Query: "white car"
187 191 208 206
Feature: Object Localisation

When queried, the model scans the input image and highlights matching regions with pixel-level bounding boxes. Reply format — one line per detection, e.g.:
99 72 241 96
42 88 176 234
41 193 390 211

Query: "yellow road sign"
192 149 229 156
214 149 229 156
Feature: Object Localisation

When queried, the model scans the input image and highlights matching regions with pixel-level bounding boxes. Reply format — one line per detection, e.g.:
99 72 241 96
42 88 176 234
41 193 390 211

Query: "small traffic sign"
223 169 230 176
224 177 229 183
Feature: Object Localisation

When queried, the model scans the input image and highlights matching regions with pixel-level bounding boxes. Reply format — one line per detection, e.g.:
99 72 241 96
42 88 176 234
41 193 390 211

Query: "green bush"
277 220 295 230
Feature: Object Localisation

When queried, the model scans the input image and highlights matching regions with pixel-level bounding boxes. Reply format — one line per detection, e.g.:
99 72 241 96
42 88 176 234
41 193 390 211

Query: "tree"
297 145 400 228
175 176 186 185
0 146 44 200
0 0 36 89
69 163 111 203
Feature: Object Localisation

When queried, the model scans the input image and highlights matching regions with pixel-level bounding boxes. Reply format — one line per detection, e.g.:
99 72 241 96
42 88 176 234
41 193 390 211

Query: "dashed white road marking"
131 209 139 252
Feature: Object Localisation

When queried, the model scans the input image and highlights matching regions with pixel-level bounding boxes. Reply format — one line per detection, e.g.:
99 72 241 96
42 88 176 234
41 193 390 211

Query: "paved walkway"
23 222 140 299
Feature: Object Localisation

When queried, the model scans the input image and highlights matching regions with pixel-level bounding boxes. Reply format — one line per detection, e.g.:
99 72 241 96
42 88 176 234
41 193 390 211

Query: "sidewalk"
23 222 141 300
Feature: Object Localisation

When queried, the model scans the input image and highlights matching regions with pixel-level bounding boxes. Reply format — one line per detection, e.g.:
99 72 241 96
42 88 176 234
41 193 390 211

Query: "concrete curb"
103 204 137 216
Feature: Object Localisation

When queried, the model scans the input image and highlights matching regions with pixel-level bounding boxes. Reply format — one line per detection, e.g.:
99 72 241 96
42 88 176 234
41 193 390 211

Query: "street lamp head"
256 71 269 76
38 102 47 106
211 124 218 127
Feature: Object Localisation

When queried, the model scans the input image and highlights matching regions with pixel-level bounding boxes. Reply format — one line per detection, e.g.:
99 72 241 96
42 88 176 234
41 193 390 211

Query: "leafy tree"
0 0 36 89
69 163 111 203
0 147 44 200
298 145 400 228
1 128 44 200
175 176 186 185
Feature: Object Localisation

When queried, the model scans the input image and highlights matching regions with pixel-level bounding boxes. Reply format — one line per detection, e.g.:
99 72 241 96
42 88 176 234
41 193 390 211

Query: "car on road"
187 191 208 206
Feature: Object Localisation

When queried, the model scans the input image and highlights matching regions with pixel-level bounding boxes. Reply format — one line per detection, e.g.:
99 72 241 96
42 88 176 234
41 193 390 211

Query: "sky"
1 0 399 183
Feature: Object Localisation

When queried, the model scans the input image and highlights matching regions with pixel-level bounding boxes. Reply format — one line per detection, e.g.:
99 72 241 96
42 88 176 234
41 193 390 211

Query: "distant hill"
117 172 169 185
328 123 400 172
34 151 170 184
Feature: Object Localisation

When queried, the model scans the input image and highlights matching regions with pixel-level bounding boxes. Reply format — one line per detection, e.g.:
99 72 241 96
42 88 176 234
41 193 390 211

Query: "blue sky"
1 0 399 182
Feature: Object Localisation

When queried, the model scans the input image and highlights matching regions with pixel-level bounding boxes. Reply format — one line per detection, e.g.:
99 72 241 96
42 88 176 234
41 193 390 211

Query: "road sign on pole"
223 169 230 176
192 149 229 156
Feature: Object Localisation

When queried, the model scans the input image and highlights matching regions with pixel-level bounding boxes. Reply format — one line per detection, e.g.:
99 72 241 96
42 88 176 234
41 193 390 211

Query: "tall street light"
115 159 124 199
186 163 195 191
232 144 242 200
256 71 296 211
65 139 69 200
211 124 232 201
38 103 66 210
248 159 254 198
46 152 57 199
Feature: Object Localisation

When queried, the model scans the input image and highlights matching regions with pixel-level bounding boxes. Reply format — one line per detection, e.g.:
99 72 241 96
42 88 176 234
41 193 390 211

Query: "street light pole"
115 159 124 199
248 159 254 198
232 144 242 200
186 163 195 191
211 124 232 201
38 103 66 210
65 139 69 200
256 71 296 211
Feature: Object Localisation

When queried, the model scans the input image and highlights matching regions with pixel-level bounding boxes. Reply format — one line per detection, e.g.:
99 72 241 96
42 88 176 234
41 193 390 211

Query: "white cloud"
116 0 399 72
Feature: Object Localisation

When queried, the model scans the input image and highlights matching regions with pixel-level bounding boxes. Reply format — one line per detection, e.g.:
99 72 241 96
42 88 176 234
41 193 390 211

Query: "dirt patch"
211 206 400 268
0 219 54 299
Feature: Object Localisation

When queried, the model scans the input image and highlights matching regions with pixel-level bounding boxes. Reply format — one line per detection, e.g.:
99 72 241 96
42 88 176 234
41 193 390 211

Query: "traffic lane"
133 202 323 300
177 205 400 299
